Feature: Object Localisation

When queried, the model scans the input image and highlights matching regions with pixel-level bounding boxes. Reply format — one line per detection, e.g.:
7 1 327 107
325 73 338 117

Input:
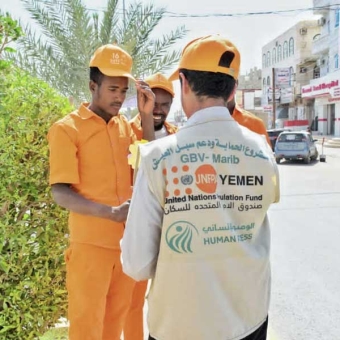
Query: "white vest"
139 107 280 340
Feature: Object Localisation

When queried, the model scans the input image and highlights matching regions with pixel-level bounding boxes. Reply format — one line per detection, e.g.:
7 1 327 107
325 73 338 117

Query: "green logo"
165 221 199 254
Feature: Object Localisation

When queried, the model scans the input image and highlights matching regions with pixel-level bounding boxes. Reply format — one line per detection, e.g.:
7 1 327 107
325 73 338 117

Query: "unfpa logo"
195 164 217 194
165 221 199 254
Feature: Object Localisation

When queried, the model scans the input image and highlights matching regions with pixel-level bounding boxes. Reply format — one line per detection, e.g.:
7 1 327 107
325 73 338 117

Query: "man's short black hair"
178 49 237 101
179 69 236 102
90 67 104 86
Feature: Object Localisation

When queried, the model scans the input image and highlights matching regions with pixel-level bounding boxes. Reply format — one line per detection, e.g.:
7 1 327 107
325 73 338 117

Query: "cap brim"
168 69 179 82
150 85 175 97
98 67 136 81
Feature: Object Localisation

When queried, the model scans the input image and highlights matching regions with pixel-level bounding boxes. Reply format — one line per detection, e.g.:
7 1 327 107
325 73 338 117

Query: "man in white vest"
121 34 280 340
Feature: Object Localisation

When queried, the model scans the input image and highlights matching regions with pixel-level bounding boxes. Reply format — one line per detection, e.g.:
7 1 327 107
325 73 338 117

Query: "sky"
0 0 316 114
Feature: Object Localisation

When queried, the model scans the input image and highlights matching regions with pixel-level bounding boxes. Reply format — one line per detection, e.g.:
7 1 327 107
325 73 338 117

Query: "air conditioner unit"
300 27 307 35
317 17 326 26
300 67 307 73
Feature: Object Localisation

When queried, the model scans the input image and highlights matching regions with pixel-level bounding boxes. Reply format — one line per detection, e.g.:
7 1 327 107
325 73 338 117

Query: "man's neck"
227 103 235 115
88 103 114 123
186 98 226 119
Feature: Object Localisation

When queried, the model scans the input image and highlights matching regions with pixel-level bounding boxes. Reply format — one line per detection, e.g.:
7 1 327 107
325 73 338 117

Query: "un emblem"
165 221 199 254
181 174 193 185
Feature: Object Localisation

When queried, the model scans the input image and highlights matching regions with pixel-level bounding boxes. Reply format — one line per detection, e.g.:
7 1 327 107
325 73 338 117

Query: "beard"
153 113 166 131
154 121 165 131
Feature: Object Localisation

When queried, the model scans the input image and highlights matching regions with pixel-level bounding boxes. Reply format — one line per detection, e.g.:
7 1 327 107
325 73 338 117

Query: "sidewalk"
312 134 334 143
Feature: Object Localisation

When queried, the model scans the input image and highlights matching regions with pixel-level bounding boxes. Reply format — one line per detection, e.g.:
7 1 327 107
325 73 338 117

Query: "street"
268 145 340 340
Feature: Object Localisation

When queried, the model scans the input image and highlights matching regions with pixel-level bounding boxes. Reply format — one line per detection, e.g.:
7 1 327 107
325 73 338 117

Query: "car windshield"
268 130 283 136
278 134 306 142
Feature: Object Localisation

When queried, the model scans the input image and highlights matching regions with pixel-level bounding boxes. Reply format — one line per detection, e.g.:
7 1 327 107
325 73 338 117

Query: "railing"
312 34 330 55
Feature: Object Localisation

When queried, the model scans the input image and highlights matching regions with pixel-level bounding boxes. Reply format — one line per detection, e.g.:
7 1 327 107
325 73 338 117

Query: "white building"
301 0 340 136
262 20 321 129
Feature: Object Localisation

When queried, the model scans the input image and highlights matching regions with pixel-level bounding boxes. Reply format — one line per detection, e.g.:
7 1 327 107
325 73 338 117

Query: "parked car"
274 131 319 164
267 128 287 151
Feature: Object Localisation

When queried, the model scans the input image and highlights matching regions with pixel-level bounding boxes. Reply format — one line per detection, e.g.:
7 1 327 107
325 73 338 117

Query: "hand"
109 200 131 223
136 79 155 117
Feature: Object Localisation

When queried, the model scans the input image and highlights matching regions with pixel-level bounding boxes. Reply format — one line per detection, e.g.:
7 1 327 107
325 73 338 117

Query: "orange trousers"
65 243 135 340
123 280 148 340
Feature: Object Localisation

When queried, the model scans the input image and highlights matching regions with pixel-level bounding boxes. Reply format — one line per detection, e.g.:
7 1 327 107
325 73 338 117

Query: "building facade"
262 20 321 130
301 0 340 136
238 67 263 90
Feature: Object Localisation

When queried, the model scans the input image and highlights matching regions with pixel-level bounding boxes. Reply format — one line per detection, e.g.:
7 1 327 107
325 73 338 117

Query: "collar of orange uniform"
164 121 178 134
78 103 95 119
131 114 143 131
78 102 123 123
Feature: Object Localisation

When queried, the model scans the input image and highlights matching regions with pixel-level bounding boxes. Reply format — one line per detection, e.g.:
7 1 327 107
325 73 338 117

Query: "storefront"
301 73 340 137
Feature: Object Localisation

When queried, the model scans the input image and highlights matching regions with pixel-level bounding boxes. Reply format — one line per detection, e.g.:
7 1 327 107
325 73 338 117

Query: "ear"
179 72 190 94
227 83 237 103
89 80 96 93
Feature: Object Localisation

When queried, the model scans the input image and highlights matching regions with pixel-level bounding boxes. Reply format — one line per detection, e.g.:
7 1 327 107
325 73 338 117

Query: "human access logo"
165 221 199 254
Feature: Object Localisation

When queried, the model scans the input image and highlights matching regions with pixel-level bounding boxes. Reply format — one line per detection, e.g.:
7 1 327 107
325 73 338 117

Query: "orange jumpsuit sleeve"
255 121 271 146
130 126 137 144
48 123 80 185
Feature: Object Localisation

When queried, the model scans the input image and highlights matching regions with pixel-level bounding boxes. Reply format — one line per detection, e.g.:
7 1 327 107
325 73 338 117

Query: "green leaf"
4 47 16 53
0 258 9 274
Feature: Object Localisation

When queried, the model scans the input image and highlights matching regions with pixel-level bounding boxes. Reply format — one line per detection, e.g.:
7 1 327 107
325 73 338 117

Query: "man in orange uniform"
124 72 177 340
130 72 178 140
227 96 271 146
48 44 155 340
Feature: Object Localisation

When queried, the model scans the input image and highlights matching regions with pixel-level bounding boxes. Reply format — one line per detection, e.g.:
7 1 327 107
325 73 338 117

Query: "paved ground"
267 145 340 340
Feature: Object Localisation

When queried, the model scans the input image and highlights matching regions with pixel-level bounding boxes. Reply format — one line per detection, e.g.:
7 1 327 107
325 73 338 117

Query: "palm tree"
10 0 187 103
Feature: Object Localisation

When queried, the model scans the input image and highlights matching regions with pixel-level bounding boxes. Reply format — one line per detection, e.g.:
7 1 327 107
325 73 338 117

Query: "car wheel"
276 158 281 164
311 150 318 160
304 154 311 164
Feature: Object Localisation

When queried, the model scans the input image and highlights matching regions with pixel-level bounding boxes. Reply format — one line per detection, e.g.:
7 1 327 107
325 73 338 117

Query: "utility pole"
272 67 276 129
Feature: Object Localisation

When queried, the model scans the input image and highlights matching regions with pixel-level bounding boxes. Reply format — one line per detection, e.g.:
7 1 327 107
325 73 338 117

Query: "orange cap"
145 72 175 97
89 44 135 80
169 35 240 81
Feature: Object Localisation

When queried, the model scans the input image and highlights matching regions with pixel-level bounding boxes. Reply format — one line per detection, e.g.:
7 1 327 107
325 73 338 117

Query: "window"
335 54 339 69
267 51 271 67
272 48 276 64
263 78 266 85
267 76 271 85
283 41 288 59
336 9 340 28
278 45 282 62
263 54 266 68
289 38 294 56
313 66 320 79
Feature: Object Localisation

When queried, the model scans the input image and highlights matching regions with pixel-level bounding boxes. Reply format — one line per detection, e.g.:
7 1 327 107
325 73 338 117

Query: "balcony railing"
312 34 330 55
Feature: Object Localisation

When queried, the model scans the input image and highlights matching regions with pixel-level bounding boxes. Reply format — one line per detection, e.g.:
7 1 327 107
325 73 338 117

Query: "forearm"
51 184 112 219
141 112 155 141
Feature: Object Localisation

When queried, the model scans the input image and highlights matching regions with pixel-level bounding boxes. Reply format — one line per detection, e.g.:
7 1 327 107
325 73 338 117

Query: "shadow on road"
277 159 319 167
